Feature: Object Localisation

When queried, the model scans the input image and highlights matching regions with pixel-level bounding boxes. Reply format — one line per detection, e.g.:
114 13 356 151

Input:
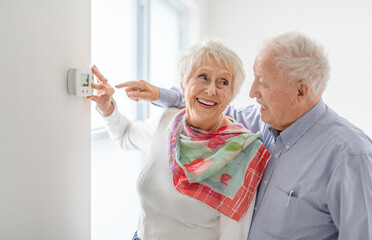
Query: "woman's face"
182 57 234 130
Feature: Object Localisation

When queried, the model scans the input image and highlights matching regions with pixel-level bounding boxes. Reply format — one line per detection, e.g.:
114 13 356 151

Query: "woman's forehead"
194 56 233 73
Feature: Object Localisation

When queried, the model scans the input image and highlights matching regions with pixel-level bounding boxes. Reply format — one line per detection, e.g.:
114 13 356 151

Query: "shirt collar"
268 99 327 146
268 127 281 141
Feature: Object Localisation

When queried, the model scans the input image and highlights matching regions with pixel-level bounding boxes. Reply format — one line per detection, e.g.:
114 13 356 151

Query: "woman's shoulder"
155 108 183 129
160 108 182 120
164 107 182 116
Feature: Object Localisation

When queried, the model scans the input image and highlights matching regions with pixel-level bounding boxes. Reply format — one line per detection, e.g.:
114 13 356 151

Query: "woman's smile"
196 98 217 108
182 57 233 131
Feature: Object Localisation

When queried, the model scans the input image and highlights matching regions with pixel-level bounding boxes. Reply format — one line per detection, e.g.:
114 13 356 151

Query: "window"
148 0 185 117
91 0 187 239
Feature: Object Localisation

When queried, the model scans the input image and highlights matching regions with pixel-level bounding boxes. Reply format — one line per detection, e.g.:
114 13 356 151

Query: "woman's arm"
219 194 255 239
88 65 160 152
87 65 115 116
101 100 160 152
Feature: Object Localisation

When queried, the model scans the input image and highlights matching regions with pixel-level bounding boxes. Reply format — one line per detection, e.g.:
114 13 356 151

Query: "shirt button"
286 145 290 149
254 207 258 211
274 154 279 158
264 180 268 184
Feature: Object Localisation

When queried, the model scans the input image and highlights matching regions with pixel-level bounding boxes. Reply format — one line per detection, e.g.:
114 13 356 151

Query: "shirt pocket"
260 186 300 239
261 186 333 239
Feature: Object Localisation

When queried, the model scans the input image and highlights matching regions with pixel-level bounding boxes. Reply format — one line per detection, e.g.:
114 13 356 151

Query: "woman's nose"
205 82 216 96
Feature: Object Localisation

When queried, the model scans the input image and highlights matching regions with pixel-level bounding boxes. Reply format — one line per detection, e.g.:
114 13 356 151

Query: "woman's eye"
217 79 229 87
198 74 207 80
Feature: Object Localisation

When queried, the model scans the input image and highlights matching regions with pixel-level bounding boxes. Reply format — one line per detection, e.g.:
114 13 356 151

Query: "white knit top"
102 106 253 240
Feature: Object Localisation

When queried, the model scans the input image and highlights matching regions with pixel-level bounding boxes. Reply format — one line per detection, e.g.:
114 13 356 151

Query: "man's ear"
297 81 311 103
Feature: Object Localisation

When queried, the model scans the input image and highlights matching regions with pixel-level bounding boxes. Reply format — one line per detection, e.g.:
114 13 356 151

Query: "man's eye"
258 79 263 86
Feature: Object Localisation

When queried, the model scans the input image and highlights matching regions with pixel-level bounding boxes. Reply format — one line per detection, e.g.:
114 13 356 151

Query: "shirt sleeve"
326 152 372 239
223 104 263 133
152 86 185 109
100 100 160 152
219 194 255 239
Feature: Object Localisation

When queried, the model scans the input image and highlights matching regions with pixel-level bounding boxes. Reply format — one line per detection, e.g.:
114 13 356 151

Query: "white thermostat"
67 68 93 96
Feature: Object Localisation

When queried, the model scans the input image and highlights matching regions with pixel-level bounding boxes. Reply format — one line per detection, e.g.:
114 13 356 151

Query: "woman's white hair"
177 38 245 101
263 32 330 97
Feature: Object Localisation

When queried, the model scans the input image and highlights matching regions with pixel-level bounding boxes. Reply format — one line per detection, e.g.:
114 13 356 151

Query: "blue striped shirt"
154 87 372 239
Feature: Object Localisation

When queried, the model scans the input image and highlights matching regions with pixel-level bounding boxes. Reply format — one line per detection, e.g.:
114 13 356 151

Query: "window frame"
91 0 187 141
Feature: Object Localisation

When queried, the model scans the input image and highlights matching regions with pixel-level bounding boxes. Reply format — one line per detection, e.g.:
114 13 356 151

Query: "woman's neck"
185 114 230 131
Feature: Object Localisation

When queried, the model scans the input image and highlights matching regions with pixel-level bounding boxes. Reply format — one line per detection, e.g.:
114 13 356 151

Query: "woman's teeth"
197 98 216 106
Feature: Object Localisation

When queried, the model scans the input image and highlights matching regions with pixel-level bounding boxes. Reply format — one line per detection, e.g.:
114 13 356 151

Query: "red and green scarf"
168 110 270 221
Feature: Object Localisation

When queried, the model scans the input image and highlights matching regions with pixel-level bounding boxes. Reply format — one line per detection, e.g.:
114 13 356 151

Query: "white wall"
198 0 372 137
0 0 91 239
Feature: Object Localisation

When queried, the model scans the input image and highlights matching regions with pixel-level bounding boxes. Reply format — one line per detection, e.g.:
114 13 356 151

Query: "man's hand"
87 65 115 116
116 80 160 102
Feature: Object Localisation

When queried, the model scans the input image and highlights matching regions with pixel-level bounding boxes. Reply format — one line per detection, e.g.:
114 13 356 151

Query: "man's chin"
260 112 271 124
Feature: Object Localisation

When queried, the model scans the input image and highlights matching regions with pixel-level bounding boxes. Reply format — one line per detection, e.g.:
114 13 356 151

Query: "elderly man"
122 32 372 239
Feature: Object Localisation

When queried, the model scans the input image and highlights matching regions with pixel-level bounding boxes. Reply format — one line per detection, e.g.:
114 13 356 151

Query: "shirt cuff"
95 99 118 121
151 86 185 109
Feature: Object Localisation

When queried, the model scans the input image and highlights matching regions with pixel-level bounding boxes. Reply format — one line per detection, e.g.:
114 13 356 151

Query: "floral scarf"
168 110 271 221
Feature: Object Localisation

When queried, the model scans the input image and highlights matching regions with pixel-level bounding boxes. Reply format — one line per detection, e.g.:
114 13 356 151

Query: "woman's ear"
181 81 186 93
180 82 187 102
229 88 234 103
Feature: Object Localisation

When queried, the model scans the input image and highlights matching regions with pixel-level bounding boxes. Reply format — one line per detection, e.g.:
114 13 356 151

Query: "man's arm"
326 153 372 239
153 86 265 132
117 81 185 108
153 86 264 132
120 80 264 132
152 87 185 109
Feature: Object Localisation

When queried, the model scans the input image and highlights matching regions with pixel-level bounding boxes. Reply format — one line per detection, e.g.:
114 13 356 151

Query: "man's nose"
249 80 260 98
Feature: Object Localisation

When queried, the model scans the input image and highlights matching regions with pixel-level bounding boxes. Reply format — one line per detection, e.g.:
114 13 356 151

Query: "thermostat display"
67 69 93 96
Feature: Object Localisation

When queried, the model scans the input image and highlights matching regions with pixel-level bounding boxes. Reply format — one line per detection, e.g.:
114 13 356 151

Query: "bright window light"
91 0 186 240
149 0 183 117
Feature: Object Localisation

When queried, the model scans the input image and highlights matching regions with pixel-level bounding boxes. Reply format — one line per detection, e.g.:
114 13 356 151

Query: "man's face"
250 51 301 131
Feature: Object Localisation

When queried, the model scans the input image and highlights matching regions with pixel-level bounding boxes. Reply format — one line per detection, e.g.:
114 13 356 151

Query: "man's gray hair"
263 32 330 97
177 38 246 101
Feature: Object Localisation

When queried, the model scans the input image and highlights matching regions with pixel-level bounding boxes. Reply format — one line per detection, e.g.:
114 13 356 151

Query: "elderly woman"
88 39 270 240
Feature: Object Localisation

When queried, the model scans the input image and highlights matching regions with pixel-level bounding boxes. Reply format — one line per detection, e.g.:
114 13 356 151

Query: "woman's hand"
116 80 160 102
87 65 115 116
